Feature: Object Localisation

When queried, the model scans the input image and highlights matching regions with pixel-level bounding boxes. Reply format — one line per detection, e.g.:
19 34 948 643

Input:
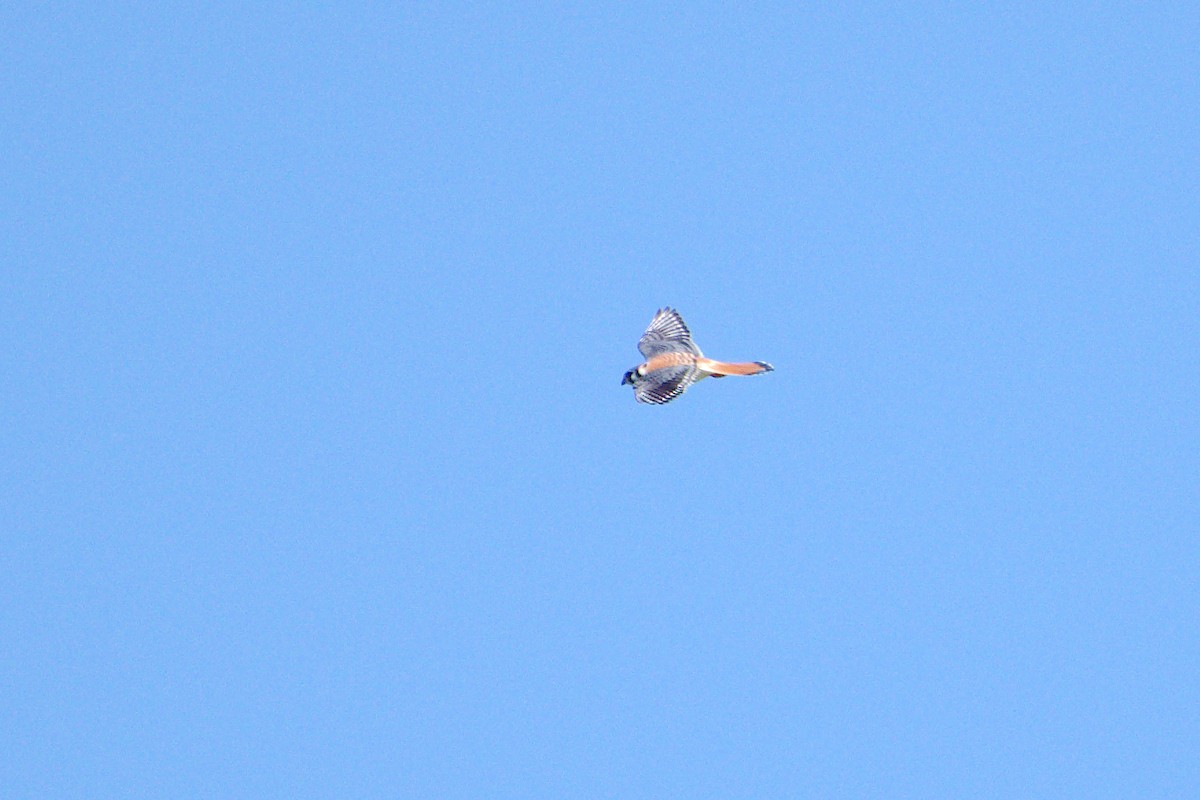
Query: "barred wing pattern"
634 364 700 405
638 308 702 358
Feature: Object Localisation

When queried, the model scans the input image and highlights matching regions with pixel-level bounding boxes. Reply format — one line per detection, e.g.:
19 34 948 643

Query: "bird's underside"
622 308 773 405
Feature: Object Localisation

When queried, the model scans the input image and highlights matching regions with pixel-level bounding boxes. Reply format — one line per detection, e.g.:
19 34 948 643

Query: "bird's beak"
621 370 633 385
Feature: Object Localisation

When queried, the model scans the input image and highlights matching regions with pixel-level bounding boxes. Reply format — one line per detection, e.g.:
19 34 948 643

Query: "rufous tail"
697 359 774 377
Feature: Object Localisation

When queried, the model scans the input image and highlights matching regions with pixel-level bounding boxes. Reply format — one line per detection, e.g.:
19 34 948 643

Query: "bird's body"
622 308 773 404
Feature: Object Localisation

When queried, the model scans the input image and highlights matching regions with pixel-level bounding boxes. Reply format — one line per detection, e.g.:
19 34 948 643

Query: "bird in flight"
622 307 774 404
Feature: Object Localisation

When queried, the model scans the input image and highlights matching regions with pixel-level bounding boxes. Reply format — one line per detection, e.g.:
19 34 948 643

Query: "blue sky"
4 4 1198 797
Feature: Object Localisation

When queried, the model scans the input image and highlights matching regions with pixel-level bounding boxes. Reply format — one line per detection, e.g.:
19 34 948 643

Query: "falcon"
621 307 774 404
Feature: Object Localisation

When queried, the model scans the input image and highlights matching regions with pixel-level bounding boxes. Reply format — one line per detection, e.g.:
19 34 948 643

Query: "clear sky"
4 4 1198 798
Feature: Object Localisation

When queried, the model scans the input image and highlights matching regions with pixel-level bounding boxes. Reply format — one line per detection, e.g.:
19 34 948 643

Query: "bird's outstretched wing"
634 364 700 405
637 307 702 358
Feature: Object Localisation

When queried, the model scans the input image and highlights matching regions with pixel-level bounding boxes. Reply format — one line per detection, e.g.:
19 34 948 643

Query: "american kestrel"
622 307 774 404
